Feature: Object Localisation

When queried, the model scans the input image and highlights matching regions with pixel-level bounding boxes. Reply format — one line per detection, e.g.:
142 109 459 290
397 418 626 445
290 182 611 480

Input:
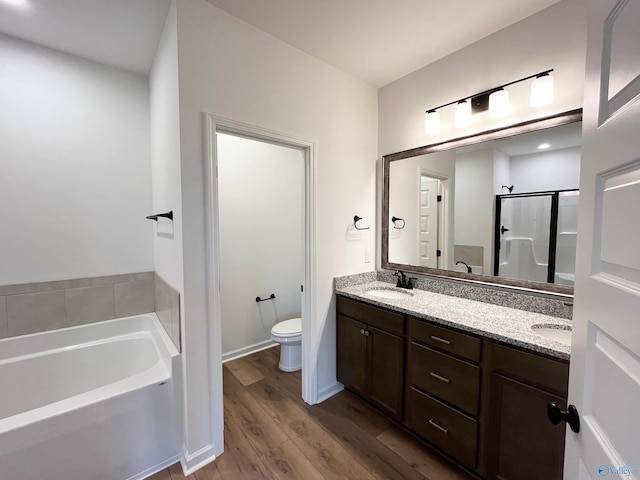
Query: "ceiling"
457 121 582 157
0 0 171 76
206 0 563 87
0 0 561 84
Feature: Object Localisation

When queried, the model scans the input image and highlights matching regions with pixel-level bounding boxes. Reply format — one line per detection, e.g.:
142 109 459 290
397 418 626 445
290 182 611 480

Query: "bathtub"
0 313 181 480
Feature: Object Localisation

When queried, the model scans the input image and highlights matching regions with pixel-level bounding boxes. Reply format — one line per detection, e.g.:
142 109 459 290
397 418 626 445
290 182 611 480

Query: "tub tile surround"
335 271 572 359
155 273 181 352
7 290 67 337
66 284 116 327
0 296 6 337
115 279 155 317
0 272 181 349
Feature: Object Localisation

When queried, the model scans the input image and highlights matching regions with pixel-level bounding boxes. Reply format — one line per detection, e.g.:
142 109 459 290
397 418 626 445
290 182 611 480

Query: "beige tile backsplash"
0 296 8 338
0 272 180 349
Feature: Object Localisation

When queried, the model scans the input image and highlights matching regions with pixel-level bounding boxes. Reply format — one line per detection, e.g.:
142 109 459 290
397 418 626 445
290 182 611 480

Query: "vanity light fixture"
424 69 554 134
454 100 472 127
489 88 510 117
530 72 554 107
425 110 441 134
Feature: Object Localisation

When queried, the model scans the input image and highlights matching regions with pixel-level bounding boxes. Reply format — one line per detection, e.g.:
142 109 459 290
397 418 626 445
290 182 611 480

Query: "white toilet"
271 317 302 372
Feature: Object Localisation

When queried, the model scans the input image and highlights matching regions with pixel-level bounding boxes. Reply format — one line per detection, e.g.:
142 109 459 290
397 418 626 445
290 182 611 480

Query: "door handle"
501 225 510 235
547 403 580 433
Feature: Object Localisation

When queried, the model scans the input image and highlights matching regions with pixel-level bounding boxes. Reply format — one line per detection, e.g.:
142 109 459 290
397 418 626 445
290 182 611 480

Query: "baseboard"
180 443 217 476
316 381 344 403
222 340 277 363
131 453 182 480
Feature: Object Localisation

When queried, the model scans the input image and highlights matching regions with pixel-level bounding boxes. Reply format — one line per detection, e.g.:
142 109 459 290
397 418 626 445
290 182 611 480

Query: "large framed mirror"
382 109 582 296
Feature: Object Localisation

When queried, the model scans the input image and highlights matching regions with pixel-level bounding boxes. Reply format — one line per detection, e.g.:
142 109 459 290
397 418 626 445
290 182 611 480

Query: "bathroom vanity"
336 281 570 480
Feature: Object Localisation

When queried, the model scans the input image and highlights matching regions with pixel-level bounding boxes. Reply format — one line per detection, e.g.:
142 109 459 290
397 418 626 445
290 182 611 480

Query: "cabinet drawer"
408 343 480 416
409 318 481 362
491 343 569 396
337 296 404 336
405 387 478 469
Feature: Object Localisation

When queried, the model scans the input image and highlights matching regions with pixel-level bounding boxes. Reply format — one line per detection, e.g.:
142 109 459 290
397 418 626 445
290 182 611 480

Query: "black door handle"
501 225 510 235
547 403 580 433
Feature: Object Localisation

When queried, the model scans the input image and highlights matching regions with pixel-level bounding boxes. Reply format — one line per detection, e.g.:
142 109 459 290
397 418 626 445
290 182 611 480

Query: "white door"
419 176 439 267
565 0 640 478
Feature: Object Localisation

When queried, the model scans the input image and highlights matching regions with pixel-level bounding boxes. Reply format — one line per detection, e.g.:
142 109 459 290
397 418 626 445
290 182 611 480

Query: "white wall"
0 33 153 285
378 0 587 156
217 133 303 357
150 1 184 297
173 0 377 465
509 146 581 192
454 149 495 272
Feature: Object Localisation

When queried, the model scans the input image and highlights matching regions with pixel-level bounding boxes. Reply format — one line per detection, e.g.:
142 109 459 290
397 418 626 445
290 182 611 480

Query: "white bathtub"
0 313 181 480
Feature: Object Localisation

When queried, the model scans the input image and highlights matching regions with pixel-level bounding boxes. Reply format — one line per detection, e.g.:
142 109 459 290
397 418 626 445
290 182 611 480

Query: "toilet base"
278 343 301 372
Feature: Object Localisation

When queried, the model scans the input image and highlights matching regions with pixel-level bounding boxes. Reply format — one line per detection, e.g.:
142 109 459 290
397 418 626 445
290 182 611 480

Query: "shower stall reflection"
494 190 579 285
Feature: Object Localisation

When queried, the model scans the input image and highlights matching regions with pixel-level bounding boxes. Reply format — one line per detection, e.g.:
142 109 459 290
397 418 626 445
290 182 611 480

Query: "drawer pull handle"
428 419 449 434
430 335 451 345
430 372 450 383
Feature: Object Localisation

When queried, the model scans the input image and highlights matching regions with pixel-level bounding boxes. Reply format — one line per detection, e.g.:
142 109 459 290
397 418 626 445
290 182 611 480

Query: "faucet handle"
407 277 417 289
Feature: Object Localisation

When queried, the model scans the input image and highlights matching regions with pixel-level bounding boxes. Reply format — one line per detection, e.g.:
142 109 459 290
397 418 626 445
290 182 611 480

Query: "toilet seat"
271 318 302 338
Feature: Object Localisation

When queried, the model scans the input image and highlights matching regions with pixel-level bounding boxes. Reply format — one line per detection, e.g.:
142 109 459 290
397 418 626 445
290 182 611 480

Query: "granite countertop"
336 280 571 360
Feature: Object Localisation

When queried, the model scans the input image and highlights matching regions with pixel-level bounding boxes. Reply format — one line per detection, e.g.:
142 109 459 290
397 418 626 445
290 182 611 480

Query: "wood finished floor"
149 347 476 480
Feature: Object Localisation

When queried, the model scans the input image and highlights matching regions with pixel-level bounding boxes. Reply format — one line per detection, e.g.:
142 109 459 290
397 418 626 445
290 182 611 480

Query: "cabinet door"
337 315 367 397
367 325 404 420
486 373 566 480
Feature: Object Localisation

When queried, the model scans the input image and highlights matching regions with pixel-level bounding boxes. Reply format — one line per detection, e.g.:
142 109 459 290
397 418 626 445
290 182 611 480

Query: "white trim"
316 381 344 403
222 340 277 363
204 115 318 458
203 113 224 458
179 443 217 476
127 454 182 480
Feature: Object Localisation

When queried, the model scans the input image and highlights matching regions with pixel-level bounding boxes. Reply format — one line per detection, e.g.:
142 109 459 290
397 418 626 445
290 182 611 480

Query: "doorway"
204 115 317 453
216 132 304 362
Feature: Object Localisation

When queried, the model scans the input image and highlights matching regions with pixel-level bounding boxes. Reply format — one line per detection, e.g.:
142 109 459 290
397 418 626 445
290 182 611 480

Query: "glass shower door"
495 193 553 283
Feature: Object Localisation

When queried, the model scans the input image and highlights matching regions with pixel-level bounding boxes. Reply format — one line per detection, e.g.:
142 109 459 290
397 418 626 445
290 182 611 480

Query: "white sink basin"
531 324 572 347
365 288 414 300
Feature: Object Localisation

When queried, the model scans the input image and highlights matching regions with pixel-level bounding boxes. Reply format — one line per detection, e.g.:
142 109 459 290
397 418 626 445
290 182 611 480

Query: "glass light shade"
530 74 554 107
424 110 441 134
489 89 510 117
454 100 472 127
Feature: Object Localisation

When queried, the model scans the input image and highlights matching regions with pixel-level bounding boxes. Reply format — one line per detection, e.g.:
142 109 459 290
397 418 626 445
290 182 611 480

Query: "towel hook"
353 215 370 230
146 210 173 222
391 216 405 229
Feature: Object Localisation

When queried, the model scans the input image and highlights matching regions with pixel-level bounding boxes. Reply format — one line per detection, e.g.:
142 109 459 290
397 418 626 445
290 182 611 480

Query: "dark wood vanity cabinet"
336 296 405 420
405 317 483 470
483 343 569 480
336 294 569 478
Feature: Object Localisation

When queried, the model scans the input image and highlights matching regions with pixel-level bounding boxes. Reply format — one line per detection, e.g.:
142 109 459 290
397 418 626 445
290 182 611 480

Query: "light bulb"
454 100 472 127
530 73 554 107
489 89 510 117
424 110 441 134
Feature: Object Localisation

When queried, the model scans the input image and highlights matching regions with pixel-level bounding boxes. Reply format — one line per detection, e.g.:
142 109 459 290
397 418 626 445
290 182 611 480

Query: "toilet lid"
272 318 302 337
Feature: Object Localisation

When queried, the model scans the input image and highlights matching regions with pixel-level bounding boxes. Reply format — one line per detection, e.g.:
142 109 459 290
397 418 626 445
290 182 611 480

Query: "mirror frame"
382 109 582 297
